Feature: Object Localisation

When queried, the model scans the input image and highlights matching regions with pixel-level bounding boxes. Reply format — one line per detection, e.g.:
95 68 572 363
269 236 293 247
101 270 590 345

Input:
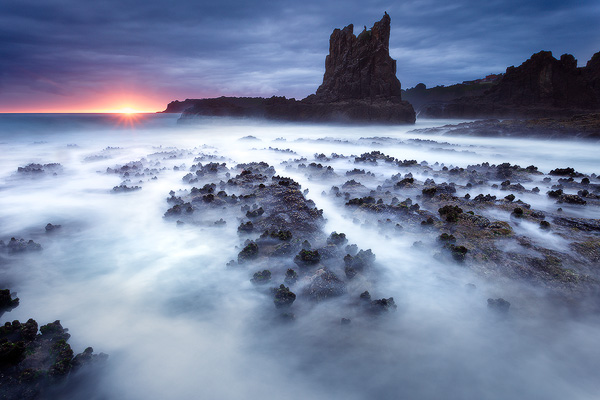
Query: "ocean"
1 113 599 399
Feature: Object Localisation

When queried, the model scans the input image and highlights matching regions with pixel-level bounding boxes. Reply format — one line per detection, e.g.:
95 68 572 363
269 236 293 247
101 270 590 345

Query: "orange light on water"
111 109 147 128
113 107 139 114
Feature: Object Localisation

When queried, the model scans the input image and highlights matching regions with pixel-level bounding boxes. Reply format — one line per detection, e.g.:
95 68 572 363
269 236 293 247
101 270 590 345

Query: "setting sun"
116 107 139 114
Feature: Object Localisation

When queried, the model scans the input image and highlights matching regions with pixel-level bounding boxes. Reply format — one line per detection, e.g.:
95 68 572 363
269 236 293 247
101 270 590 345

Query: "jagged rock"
359 291 372 301
273 284 296 308
251 270 272 284
368 297 397 314
304 269 346 301
284 269 298 285
294 249 321 267
174 14 415 124
327 231 348 246
487 298 511 313
238 242 259 263
0 318 107 399
558 194 586 205
0 289 19 312
310 12 401 102
1 238 42 254
421 50 600 118
45 223 61 232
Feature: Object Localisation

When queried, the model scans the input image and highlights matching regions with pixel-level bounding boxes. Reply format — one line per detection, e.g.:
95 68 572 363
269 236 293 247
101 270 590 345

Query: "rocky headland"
164 14 416 124
419 50 600 119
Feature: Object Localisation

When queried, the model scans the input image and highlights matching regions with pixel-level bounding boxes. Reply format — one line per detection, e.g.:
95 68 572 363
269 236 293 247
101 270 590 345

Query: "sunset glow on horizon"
0 88 177 114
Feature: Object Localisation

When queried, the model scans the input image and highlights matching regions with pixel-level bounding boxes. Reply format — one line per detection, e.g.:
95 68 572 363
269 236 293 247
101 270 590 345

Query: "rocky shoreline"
412 113 600 140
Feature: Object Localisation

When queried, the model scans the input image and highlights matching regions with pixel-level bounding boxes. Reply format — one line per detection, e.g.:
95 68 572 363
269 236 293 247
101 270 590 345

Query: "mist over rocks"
163 158 390 318
16 163 63 177
163 140 600 322
0 316 107 400
3 113 600 399
167 14 416 124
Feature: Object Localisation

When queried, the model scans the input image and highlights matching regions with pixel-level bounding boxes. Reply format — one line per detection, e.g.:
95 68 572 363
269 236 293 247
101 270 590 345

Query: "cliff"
170 14 415 124
420 51 600 118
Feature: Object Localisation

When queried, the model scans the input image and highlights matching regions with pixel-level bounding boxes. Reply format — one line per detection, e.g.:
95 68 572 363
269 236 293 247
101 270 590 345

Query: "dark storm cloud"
0 0 599 110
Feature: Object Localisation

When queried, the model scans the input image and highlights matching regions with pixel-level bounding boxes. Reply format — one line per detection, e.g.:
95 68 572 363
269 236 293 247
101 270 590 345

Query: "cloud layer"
1 0 599 111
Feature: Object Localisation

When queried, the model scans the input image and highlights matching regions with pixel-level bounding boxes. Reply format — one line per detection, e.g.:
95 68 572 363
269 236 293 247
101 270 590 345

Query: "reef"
164 157 398 322
160 137 600 322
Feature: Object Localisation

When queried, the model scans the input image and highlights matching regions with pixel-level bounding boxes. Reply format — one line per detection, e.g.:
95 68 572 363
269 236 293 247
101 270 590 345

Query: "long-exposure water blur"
1 113 599 400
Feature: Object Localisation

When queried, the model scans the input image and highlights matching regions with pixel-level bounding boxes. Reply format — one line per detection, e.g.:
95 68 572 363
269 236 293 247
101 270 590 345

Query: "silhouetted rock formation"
402 80 500 111
169 14 415 124
163 99 200 113
421 50 600 118
586 52 600 98
307 12 401 102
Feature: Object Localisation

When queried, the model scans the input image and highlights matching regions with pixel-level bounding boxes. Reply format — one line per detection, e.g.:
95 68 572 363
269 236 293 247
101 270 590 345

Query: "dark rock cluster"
16 163 63 176
293 147 600 298
0 238 42 254
0 317 107 399
164 156 397 322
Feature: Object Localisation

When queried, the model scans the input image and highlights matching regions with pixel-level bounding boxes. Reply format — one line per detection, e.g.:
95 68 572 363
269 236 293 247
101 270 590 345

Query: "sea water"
0 113 599 400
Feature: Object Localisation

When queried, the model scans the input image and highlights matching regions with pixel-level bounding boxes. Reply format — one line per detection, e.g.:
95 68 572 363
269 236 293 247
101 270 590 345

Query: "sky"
1 0 599 113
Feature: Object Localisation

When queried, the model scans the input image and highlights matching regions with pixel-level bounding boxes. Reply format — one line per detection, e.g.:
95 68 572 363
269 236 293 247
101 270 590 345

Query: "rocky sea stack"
167 14 415 124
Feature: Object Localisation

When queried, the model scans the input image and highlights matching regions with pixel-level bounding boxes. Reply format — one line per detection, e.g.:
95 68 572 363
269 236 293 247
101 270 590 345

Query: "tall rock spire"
311 13 403 102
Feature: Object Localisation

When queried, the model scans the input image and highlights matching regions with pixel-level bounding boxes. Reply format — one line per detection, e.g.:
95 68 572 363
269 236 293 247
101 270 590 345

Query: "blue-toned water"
0 113 599 400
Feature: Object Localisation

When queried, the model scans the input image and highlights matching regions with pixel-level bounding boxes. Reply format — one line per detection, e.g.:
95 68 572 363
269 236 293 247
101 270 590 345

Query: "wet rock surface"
283 149 600 299
0 304 106 399
160 139 600 326
164 157 400 321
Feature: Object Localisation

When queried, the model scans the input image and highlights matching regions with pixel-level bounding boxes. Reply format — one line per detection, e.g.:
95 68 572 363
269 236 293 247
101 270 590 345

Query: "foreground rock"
169 14 415 124
0 316 106 399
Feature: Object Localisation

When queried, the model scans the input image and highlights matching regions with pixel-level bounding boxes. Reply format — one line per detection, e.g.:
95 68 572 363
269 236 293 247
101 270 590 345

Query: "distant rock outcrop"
167 14 415 124
163 99 200 113
420 50 600 118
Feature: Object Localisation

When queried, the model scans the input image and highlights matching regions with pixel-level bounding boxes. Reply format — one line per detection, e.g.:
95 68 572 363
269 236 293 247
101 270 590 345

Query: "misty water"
1 113 599 400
